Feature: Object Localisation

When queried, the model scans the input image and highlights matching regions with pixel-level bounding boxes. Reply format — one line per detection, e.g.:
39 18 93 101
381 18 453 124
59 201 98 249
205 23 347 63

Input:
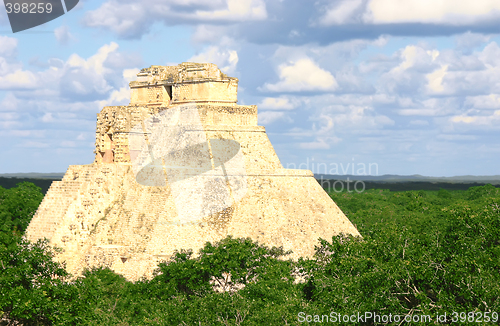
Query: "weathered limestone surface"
26 62 360 281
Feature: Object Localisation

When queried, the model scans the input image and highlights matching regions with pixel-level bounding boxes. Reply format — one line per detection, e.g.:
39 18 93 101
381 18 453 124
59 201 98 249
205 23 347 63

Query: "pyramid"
25 63 360 281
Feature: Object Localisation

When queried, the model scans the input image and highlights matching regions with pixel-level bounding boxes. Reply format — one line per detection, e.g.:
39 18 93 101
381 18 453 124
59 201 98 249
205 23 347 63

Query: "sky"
0 0 499 177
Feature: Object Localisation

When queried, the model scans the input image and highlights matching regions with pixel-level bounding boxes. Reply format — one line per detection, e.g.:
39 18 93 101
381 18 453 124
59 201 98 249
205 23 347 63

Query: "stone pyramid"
26 63 360 281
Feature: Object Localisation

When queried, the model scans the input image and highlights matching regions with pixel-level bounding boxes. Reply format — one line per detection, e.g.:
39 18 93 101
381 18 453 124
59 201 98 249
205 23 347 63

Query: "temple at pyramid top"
129 62 239 106
94 62 255 165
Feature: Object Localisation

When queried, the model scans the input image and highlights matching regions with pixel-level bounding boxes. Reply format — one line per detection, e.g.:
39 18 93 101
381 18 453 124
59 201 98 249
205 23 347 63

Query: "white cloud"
326 105 394 130
257 111 292 124
192 25 229 44
258 96 299 110
397 98 458 116
195 0 267 21
0 41 142 166
433 48 500 96
465 94 500 109
41 113 54 122
284 94 394 153
0 130 44 138
410 120 430 126
82 1 149 37
365 0 500 25
98 87 131 107
61 141 77 147
0 93 18 111
188 46 238 74
66 42 119 75
262 58 338 92
123 68 141 83
437 134 477 140
0 70 38 89
299 140 337 150
426 64 448 93
455 32 491 52
54 25 74 45
478 41 500 67
450 112 500 128
318 0 364 25
57 42 135 101
19 141 49 148
0 36 17 58
83 0 266 38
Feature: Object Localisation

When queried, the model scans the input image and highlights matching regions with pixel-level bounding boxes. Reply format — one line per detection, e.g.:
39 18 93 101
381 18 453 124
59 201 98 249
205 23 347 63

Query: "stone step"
27 168 98 241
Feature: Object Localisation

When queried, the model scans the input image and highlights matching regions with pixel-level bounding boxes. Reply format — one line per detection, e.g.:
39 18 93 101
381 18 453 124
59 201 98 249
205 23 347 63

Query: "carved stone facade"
26 62 360 281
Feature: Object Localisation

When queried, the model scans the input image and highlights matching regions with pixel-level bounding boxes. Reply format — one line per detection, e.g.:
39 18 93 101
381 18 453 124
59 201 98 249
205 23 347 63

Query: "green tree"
0 239 69 325
0 182 44 249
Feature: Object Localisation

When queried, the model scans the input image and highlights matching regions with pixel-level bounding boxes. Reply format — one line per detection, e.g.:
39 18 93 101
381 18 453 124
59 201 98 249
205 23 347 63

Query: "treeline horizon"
2 175 500 195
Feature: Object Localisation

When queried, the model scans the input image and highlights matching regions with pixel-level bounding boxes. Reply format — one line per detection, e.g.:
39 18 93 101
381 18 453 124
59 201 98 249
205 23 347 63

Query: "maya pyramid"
26 62 360 281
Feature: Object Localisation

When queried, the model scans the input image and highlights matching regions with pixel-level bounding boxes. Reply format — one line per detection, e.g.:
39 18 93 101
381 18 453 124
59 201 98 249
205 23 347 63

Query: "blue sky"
1 0 500 177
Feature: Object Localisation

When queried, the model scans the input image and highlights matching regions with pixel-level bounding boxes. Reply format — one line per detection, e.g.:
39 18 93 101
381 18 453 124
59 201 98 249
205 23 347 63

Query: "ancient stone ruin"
26 62 360 281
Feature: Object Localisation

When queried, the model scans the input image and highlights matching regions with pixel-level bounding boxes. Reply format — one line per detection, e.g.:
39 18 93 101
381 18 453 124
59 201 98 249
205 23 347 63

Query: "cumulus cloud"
54 25 74 45
0 36 18 58
258 111 292 124
0 41 143 154
83 0 267 38
450 110 500 129
365 0 500 25
298 114 343 149
53 42 142 102
397 98 458 116
97 87 131 107
19 141 50 148
41 112 54 122
464 94 500 109
410 120 430 126
195 0 267 21
426 64 448 93
188 46 238 74
455 31 491 52
0 70 38 90
299 139 337 150
258 96 300 110
377 45 439 95
323 105 394 131
317 0 365 26
279 93 394 153
192 25 230 44
261 58 338 92
372 41 500 98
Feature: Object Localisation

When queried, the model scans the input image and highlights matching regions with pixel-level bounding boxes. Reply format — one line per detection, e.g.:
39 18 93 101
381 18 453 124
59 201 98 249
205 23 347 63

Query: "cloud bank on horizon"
0 0 499 177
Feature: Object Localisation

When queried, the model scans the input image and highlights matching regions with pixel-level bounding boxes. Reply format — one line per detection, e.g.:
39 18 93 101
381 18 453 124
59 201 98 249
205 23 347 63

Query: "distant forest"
0 177 56 194
1 176 500 195
317 179 500 192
